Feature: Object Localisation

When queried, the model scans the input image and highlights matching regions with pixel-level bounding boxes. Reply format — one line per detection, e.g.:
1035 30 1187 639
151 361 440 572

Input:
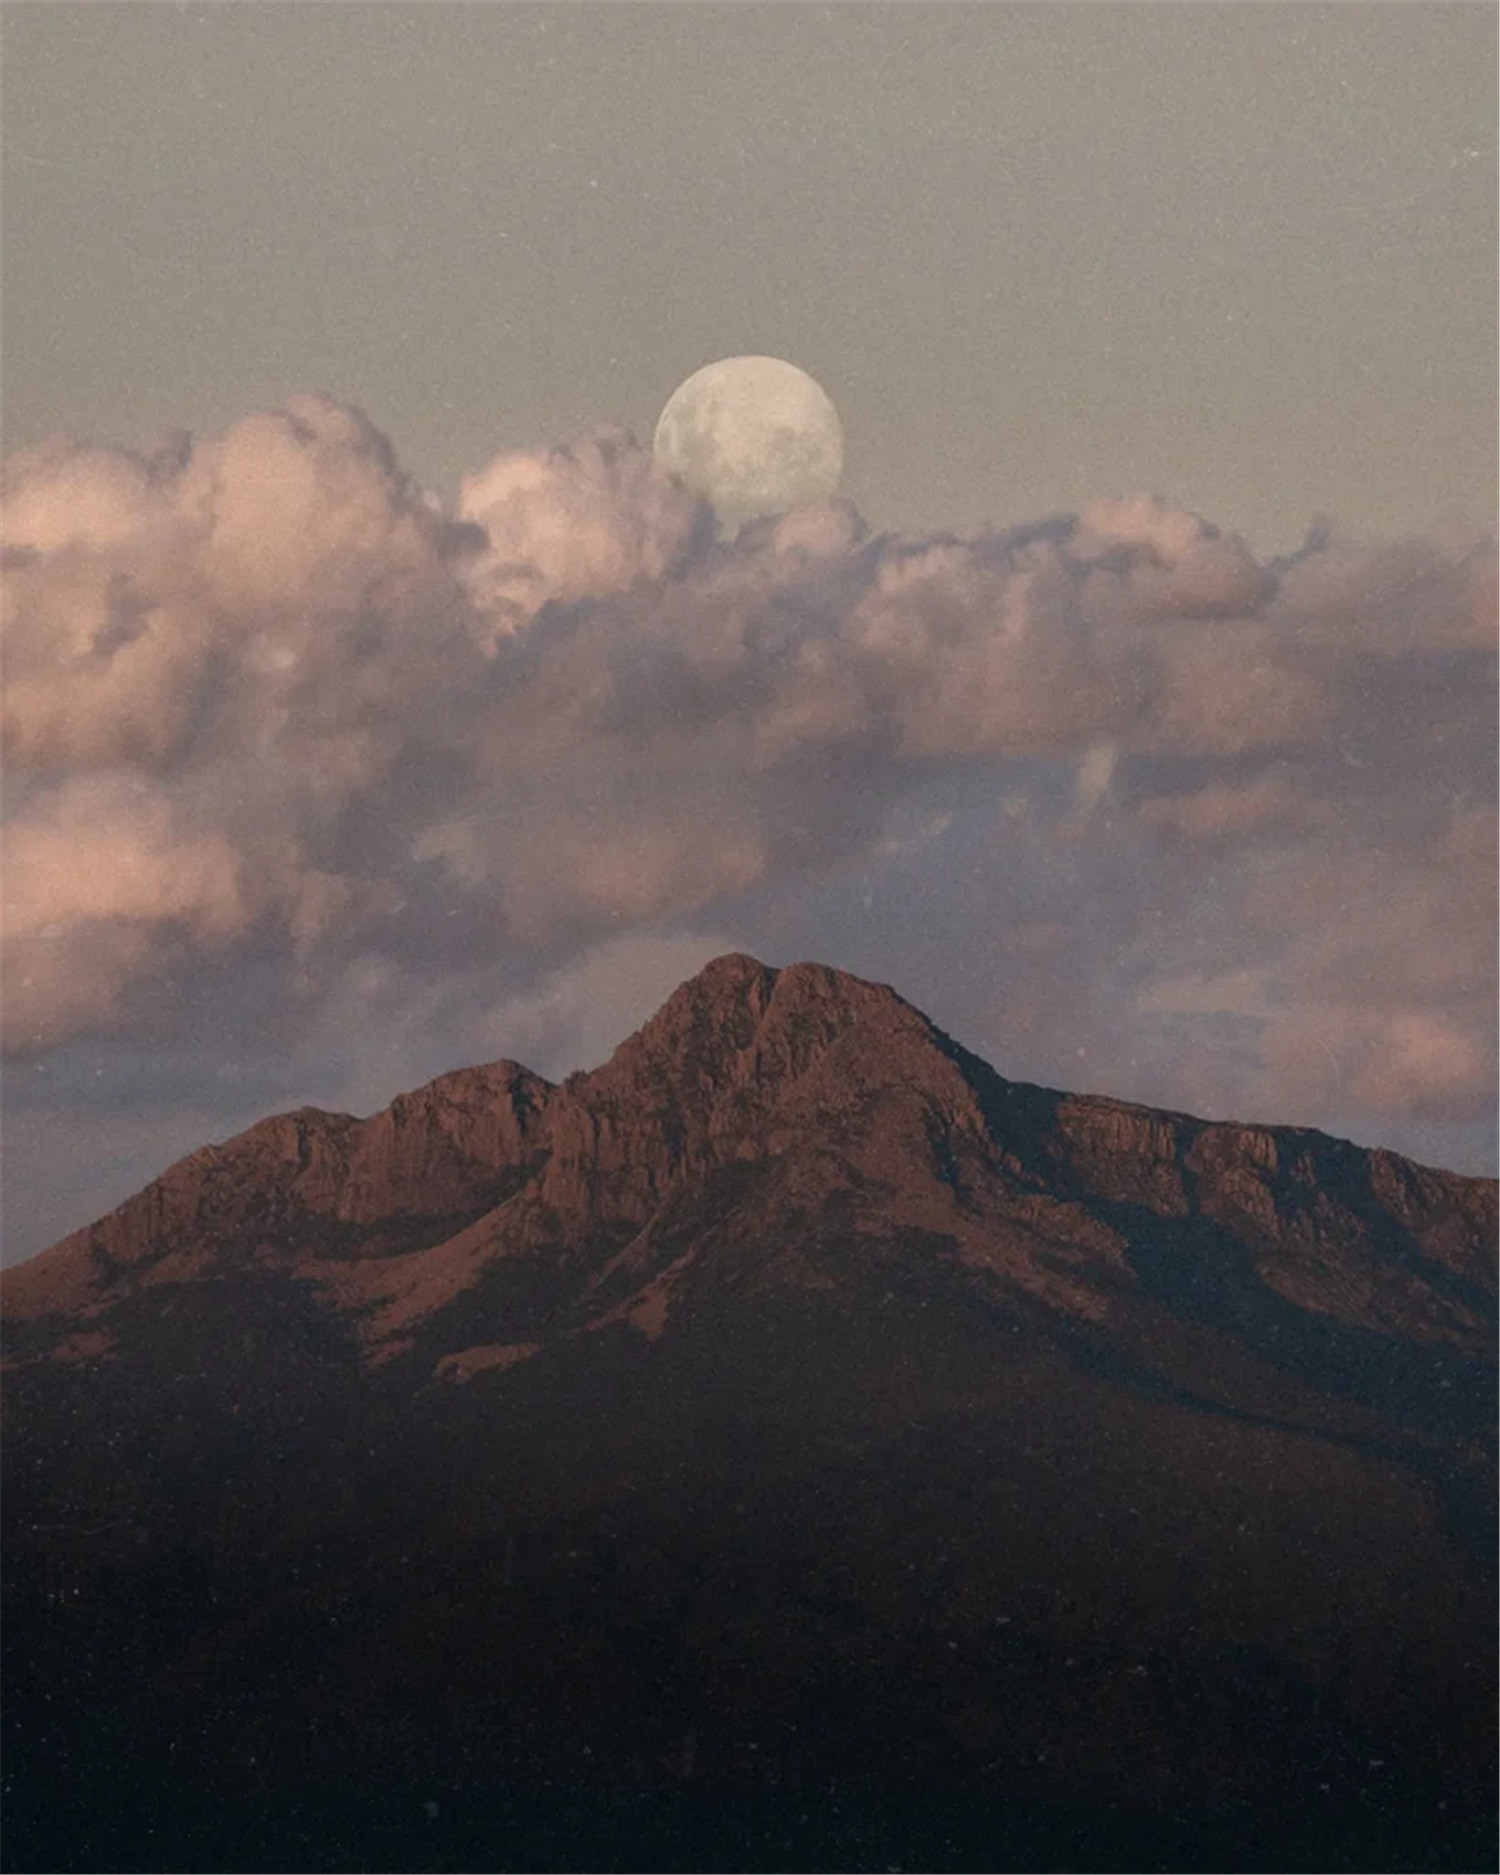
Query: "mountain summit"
3 957 1496 1873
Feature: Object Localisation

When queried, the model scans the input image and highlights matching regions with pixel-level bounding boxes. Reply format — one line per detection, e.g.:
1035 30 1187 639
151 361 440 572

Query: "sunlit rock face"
4 956 1496 1875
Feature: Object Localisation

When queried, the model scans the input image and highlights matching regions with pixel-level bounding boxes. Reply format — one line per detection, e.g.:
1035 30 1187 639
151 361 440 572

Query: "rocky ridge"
6 953 1494 1376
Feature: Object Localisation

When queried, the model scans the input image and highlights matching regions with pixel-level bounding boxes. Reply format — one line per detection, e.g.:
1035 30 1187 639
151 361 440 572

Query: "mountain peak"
624 950 898 1032
611 951 928 1072
671 948 779 999
577 950 957 1141
620 950 780 1055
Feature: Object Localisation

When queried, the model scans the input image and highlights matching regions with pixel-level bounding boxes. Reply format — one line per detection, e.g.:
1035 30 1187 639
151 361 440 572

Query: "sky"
1 1 1496 1262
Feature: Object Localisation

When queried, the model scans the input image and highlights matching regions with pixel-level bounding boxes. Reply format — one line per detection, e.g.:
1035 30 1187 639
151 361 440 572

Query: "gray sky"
5 2 1494 553
2 2 1496 1264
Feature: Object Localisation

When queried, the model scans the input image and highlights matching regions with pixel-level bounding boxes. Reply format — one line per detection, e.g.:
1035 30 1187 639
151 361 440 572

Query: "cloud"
455 426 709 651
1073 494 1269 619
2 393 1493 1254
1135 776 1305 841
1 775 250 1051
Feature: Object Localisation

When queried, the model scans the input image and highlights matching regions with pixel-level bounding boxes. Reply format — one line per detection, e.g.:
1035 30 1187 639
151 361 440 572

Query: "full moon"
653 355 843 527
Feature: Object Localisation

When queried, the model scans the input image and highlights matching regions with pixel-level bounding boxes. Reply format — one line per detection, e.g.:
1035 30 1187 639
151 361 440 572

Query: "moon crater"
654 356 843 527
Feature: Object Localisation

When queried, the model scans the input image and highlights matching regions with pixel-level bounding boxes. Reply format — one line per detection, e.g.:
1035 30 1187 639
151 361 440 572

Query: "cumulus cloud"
2 393 1493 1256
455 426 708 651
1073 493 1269 619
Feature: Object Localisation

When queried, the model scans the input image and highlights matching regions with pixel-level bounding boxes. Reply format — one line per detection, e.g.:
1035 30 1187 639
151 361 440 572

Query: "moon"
653 355 843 527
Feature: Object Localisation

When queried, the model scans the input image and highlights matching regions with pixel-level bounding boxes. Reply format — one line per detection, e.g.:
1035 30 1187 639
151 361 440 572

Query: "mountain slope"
3 954 1496 1874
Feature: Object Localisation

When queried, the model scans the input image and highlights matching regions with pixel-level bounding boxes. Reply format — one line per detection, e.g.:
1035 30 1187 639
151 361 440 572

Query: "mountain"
3 954 1496 1874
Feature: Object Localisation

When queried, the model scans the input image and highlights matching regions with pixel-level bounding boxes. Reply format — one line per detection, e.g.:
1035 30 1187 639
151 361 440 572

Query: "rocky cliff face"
3 955 1496 1875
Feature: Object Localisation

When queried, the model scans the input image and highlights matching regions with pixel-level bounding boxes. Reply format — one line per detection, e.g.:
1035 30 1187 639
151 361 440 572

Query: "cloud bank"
2 395 1494 1254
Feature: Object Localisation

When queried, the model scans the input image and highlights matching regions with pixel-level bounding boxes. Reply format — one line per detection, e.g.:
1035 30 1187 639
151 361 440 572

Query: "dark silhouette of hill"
3 954 1495 1873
